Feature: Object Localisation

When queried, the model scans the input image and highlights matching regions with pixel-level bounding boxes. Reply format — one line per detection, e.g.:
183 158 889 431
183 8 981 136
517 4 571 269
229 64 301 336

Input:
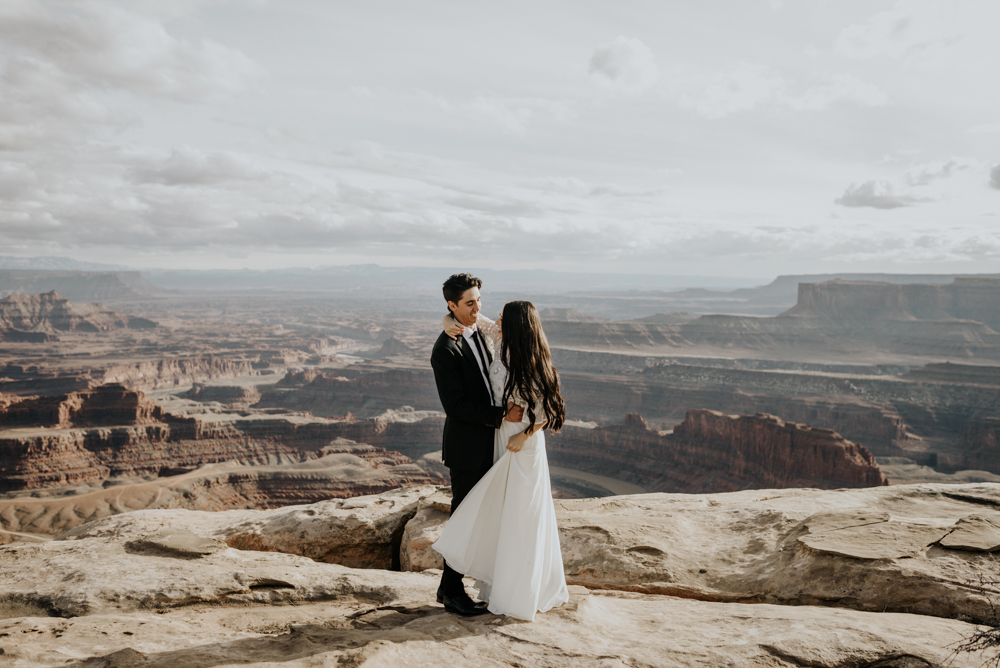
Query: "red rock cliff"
0 386 445 493
547 409 887 493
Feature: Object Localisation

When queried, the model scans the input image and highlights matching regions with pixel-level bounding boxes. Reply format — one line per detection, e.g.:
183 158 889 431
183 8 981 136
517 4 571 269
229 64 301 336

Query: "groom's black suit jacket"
430 330 505 473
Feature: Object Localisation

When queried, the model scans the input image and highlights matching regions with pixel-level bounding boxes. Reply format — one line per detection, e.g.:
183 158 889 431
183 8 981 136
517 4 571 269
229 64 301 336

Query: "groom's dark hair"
442 273 482 310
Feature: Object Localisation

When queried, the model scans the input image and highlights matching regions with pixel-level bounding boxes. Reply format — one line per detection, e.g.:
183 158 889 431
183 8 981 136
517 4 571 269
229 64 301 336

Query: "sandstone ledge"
1 483 998 666
45 482 1000 626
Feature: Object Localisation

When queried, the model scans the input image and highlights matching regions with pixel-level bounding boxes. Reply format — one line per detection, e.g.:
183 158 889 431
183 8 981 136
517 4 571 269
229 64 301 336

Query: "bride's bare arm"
442 313 465 340
507 420 548 452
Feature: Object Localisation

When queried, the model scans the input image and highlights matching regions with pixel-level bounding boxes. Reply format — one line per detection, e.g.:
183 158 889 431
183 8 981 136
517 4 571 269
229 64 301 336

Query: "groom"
431 272 522 616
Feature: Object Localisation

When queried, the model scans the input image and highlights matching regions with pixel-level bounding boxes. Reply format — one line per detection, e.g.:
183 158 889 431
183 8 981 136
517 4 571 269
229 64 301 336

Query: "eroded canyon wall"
0 386 444 493
546 410 887 493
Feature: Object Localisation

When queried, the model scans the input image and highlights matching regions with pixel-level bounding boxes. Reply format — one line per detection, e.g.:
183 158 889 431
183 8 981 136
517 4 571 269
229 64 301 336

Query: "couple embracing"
430 273 569 621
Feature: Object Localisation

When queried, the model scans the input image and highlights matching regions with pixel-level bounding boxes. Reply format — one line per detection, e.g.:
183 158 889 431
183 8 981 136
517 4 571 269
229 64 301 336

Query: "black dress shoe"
441 592 489 616
437 586 487 608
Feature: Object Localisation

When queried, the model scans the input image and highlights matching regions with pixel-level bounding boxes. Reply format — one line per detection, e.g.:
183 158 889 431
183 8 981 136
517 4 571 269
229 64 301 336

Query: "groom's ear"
446 301 457 315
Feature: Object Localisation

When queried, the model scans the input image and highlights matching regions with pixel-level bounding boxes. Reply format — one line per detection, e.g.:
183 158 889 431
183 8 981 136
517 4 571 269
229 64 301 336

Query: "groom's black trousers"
440 461 494 597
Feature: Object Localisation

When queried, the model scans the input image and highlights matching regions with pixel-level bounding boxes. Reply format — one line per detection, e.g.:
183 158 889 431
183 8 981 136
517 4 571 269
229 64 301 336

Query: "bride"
432 300 569 621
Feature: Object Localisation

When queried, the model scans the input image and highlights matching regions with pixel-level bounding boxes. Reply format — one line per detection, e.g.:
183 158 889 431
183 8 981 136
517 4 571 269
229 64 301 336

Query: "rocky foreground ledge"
2 484 999 666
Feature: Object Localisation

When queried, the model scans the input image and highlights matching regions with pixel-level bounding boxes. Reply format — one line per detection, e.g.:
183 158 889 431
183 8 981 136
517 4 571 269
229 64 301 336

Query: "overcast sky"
0 0 997 278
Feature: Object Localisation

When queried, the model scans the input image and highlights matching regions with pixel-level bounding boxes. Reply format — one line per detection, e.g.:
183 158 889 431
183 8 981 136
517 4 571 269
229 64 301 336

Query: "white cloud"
678 64 885 118
833 1 968 63
904 158 973 186
834 180 928 209
836 158 999 211
588 36 659 92
0 1 261 103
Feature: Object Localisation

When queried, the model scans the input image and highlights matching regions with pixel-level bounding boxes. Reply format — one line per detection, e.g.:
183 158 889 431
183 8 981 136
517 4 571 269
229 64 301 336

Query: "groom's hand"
504 402 523 422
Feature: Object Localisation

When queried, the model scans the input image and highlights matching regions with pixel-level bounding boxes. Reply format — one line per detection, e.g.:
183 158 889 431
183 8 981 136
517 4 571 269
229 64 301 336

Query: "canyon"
1 268 999 665
1 273 999 543
547 410 887 493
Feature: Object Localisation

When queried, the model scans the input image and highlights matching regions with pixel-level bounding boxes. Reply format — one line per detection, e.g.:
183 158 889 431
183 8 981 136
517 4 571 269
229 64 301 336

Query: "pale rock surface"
0 533 440 618
60 484 443 570
939 513 1000 552
398 489 451 572
0 583 988 667
0 485 998 666
127 528 225 558
397 483 1000 624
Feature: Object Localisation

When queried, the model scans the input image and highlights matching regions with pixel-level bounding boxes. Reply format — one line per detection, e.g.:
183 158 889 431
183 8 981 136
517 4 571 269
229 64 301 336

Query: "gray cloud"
588 36 658 92
905 159 971 186
834 180 929 209
131 147 267 186
991 164 1000 190
1 2 997 275
0 1 260 103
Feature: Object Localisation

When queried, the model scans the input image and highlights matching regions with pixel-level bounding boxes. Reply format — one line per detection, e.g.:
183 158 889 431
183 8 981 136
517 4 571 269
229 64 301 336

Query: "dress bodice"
476 314 507 408
477 314 545 421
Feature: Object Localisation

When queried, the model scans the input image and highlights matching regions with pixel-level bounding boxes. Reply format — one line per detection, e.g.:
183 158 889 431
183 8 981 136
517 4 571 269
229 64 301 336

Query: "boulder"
398 489 452 572
940 513 1000 552
61 484 443 570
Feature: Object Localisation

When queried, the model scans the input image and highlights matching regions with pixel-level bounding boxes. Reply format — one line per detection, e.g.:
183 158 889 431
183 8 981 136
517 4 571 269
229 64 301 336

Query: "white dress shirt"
461 323 493 399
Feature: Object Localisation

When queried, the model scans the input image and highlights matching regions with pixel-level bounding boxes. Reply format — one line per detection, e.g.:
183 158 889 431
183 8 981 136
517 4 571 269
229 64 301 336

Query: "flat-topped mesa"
547 409 887 493
0 290 156 333
0 383 164 428
783 277 1000 330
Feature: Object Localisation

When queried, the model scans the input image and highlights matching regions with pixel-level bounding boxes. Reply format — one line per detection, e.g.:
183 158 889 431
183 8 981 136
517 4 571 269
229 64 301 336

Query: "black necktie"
471 329 495 404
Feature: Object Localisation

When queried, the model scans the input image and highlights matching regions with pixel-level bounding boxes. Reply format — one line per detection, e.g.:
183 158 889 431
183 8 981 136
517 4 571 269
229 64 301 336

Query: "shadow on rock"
65 603 495 668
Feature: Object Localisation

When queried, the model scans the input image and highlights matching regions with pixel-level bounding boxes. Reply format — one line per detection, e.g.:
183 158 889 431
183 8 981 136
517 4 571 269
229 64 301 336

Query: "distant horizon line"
3 255 998 283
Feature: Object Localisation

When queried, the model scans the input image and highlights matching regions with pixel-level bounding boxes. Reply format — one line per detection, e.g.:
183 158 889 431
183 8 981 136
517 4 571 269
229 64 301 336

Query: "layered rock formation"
183 382 262 405
1 483 994 666
0 355 265 396
99 356 262 391
0 291 156 333
0 385 444 494
940 417 1000 473
547 410 887 493
0 450 440 540
786 277 1000 331
0 383 163 428
0 269 162 302
557 363 919 452
543 277 1000 359
259 368 441 417
902 361 1000 385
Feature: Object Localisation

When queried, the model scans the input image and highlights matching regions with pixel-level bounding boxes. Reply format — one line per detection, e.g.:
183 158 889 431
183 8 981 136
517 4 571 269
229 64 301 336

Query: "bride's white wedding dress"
432 315 569 621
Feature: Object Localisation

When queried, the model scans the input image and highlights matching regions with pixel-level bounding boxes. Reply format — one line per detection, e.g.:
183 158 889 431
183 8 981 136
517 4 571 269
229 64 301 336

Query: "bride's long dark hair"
499 301 566 433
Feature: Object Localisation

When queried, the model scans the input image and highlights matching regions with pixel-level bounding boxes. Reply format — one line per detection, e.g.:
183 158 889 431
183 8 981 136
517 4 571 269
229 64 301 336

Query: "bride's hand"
442 314 465 340
507 432 528 452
